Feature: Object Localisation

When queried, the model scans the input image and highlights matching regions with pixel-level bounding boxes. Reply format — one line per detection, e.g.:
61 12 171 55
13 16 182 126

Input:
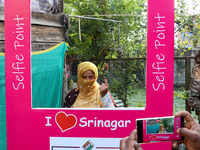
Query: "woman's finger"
103 77 109 86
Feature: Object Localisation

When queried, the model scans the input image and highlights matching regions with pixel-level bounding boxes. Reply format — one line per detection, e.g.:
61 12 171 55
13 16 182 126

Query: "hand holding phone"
136 116 184 143
120 129 143 150
173 111 200 150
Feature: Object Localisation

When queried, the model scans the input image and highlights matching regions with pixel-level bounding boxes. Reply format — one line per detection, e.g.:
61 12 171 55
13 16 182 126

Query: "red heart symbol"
152 135 157 140
55 112 77 132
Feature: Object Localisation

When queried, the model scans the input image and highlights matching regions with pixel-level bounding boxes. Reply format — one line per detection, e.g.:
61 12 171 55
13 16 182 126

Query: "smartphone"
136 116 184 143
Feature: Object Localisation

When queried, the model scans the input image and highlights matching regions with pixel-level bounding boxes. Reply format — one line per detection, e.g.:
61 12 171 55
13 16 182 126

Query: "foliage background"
64 0 200 106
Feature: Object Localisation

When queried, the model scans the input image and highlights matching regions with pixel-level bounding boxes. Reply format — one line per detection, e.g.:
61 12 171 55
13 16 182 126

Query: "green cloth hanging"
0 42 68 150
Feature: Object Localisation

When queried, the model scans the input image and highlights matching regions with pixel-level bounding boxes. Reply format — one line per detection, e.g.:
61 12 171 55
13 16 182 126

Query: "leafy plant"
175 0 200 56
64 0 147 65
173 87 189 100
136 97 144 107
161 118 174 133
109 59 143 107
69 79 74 90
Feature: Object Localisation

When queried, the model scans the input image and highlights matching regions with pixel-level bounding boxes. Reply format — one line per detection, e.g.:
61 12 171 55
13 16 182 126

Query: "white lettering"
45 117 52 126
14 40 24 50
154 13 165 21
79 117 131 130
152 14 167 91
12 82 24 90
16 75 24 81
111 120 117 130
118 120 124 127
156 75 164 82
104 120 110 127
12 15 26 91
152 62 166 71
16 34 24 40
152 83 165 91
156 54 165 61
125 120 131 127
88 120 93 127
98 120 104 127
15 54 24 61
155 40 165 49
79 117 87 127
157 33 165 39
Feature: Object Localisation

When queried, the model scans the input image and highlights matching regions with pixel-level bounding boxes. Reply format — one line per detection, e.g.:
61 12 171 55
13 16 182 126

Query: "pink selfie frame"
5 0 174 150
142 117 182 142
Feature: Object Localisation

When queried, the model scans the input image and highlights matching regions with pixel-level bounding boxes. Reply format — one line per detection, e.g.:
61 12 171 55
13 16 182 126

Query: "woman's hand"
99 77 109 98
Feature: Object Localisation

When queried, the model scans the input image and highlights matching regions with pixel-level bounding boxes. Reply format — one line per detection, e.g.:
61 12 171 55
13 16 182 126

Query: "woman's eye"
89 76 94 79
82 76 94 80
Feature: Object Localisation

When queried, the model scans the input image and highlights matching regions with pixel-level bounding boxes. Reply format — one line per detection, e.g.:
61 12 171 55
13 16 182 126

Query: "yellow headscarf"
72 61 103 108
158 124 164 133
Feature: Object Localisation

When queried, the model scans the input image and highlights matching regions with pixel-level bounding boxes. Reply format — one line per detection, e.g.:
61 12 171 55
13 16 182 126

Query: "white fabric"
100 93 115 108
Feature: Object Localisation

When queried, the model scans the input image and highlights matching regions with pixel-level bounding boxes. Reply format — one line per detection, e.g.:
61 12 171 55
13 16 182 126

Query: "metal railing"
66 56 197 119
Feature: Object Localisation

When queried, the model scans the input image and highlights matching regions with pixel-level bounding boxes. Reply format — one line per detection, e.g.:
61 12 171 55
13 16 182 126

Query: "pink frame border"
5 0 174 149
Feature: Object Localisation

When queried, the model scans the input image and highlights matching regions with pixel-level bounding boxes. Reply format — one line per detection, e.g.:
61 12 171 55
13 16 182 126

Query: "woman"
188 52 200 123
64 61 115 108
157 124 164 133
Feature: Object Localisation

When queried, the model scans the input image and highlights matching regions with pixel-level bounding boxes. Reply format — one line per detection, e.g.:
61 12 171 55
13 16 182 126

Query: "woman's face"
82 70 95 81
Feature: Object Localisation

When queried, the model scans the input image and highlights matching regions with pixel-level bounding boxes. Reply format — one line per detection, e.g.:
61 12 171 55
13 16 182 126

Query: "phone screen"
137 116 184 143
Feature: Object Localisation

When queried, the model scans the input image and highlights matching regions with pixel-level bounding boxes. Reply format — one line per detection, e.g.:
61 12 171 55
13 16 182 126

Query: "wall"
0 0 67 53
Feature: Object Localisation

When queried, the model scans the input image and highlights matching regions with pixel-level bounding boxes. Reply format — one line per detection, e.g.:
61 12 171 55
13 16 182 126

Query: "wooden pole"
185 57 191 113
